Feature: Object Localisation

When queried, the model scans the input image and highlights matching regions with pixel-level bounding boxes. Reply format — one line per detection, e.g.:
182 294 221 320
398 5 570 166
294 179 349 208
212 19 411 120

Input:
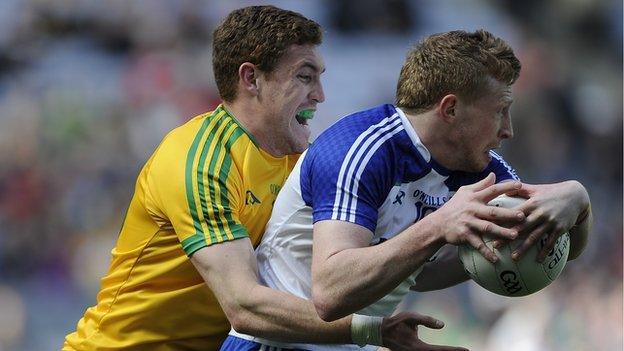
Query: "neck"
222 100 286 157
403 109 459 170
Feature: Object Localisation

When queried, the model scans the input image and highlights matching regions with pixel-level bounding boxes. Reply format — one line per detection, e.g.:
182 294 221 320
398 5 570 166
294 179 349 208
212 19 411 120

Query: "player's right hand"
426 173 525 263
381 312 468 351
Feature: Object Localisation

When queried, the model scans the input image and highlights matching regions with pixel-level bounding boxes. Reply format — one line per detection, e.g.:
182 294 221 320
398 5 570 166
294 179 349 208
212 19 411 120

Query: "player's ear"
239 62 260 96
438 94 457 123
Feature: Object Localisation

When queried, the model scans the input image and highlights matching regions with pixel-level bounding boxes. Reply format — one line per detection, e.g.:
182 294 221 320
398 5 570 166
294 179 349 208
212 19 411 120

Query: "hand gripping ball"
458 195 570 297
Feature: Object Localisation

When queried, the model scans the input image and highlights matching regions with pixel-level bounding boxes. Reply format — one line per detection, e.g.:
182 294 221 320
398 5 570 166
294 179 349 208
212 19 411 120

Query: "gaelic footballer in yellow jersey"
63 105 299 350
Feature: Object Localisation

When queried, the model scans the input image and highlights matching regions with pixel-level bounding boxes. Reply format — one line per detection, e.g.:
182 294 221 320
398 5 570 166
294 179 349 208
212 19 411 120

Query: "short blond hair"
395 30 521 113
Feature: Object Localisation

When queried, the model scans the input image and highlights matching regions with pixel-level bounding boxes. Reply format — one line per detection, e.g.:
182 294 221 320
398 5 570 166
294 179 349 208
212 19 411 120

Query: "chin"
466 157 490 173
290 130 310 153
292 141 309 154
479 152 493 169
282 137 308 155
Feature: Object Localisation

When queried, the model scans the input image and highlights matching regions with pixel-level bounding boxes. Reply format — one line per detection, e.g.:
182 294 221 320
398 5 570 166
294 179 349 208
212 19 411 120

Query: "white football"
458 195 570 297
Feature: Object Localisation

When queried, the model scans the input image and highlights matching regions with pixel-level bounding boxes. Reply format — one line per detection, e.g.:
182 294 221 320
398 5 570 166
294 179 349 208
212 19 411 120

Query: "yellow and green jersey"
64 105 299 350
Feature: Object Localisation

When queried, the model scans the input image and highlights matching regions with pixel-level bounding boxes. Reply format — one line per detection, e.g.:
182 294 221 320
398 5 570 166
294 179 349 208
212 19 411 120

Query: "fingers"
467 218 518 241
511 222 550 260
465 234 498 263
387 313 470 351
413 314 445 329
398 312 445 329
467 219 518 246
475 204 525 223
491 238 505 249
537 230 565 262
467 172 496 191
508 183 536 199
475 180 523 203
503 188 522 197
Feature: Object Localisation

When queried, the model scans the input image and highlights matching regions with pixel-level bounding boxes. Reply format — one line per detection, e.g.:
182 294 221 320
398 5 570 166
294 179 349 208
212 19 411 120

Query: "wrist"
413 212 447 245
351 314 383 347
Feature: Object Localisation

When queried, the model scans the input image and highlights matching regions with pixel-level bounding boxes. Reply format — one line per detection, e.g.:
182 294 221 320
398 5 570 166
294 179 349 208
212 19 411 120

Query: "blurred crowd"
0 1 621 350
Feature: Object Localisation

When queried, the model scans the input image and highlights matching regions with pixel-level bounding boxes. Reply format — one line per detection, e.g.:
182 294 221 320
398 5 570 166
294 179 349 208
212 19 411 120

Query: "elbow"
313 300 340 322
222 294 259 335
225 305 255 335
311 288 343 322
312 265 351 321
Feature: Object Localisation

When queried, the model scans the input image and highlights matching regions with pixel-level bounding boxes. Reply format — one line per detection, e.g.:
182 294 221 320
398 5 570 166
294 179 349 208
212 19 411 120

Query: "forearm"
568 205 592 261
190 241 353 344
313 219 444 321
232 284 352 343
410 245 469 292
567 182 591 261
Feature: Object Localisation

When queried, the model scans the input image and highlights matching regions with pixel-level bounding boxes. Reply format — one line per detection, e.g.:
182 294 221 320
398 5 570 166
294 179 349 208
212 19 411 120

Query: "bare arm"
311 219 444 322
312 173 525 321
568 204 591 260
190 237 466 351
190 238 351 343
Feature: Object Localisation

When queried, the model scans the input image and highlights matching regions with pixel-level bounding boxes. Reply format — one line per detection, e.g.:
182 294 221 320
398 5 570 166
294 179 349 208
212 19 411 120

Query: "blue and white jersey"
228 104 518 350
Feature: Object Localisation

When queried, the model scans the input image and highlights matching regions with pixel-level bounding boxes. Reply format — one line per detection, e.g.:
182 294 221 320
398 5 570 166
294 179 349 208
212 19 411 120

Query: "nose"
499 114 513 139
310 81 325 104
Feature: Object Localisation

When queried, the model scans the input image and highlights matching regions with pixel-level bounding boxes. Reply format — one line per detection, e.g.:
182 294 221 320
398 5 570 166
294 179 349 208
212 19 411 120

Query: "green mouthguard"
297 109 315 120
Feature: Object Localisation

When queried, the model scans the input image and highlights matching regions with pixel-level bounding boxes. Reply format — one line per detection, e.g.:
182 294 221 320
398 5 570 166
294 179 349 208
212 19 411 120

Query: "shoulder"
168 108 250 155
299 105 407 214
305 104 404 165
146 108 252 198
155 107 253 173
314 104 401 146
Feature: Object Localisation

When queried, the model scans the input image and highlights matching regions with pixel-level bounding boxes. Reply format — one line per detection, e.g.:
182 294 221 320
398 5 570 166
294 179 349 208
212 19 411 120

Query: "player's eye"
297 74 312 83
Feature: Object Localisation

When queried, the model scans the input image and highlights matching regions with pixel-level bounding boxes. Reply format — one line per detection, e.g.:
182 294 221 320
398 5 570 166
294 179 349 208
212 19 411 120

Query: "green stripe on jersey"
218 126 248 240
181 234 207 257
183 106 250 255
183 107 223 255
199 116 233 243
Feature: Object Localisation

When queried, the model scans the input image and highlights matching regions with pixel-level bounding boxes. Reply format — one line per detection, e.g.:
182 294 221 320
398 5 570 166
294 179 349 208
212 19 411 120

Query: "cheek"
278 89 300 107
479 120 497 137
466 125 484 141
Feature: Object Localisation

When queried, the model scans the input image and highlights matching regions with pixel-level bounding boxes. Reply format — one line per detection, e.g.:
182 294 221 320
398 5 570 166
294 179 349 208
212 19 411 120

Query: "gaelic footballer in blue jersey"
222 30 592 351
310 30 590 324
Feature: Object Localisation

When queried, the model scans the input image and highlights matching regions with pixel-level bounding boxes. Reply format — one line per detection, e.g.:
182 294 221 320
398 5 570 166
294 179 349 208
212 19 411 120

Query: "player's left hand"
505 180 590 262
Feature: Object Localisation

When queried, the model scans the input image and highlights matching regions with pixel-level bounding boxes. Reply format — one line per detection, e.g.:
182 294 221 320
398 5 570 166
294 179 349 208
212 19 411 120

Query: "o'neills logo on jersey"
245 190 261 205
412 190 448 207
412 190 448 223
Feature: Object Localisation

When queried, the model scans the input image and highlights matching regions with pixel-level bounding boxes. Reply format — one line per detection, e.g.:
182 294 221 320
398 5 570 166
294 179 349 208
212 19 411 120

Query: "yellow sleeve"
147 115 249 257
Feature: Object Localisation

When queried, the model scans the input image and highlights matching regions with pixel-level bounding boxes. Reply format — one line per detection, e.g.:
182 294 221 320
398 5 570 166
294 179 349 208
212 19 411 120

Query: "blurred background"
0 0 621 350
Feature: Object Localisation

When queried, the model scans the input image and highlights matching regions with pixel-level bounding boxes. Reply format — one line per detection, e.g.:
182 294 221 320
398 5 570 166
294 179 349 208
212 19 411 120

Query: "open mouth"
296 115 308 126
296 109 315 126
